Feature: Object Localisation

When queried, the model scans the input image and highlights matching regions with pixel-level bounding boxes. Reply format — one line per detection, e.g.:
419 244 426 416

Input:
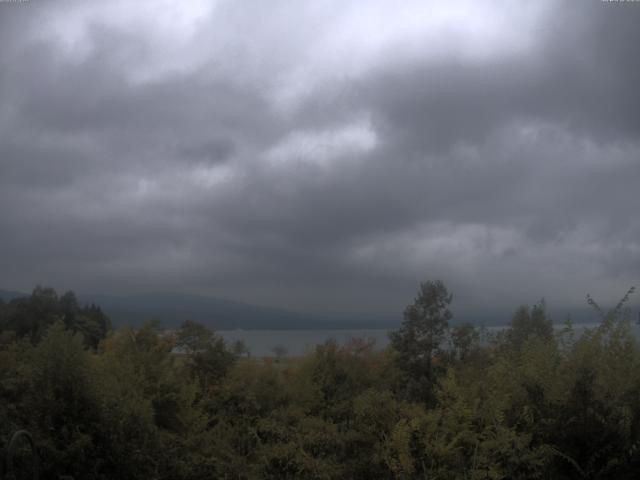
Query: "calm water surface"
218 322 638 357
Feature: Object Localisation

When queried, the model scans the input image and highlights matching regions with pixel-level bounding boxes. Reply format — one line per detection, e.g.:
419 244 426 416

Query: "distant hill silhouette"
84 295 633 330
0 289 27 302
1 288 392 329
2 288 630 330
78 292 396 330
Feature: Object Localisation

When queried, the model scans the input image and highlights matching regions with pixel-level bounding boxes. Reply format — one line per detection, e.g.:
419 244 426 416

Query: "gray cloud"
1 0 639 319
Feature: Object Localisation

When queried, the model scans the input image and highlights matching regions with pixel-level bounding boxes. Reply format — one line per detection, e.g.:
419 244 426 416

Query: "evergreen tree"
390 280 452 404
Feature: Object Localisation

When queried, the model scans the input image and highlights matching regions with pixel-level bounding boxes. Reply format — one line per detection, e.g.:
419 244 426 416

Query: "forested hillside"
0 283 639 479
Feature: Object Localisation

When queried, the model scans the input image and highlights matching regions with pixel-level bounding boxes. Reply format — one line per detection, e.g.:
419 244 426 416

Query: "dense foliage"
0 283 639 479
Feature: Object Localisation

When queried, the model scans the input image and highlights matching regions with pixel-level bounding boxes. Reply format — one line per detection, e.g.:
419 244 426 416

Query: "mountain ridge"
2 289 630 330
0 289 395 330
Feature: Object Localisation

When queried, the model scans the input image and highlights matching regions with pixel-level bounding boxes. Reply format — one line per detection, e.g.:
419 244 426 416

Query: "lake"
218 322 640 357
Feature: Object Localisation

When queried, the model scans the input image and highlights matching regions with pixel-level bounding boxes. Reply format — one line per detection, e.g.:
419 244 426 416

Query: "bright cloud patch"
266 121 378 167
189 164 236 189
36 0 213 80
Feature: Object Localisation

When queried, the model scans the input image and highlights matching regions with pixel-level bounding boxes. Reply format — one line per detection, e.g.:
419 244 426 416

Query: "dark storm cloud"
1 0 639 316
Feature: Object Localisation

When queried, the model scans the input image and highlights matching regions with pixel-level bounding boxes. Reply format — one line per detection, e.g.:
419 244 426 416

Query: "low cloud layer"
1 0 639 318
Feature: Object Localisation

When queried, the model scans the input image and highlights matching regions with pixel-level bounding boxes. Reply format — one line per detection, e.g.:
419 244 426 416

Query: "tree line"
0 282 638 479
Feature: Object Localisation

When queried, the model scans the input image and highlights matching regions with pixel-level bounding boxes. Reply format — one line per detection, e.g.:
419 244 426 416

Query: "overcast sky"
1 0 639 318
